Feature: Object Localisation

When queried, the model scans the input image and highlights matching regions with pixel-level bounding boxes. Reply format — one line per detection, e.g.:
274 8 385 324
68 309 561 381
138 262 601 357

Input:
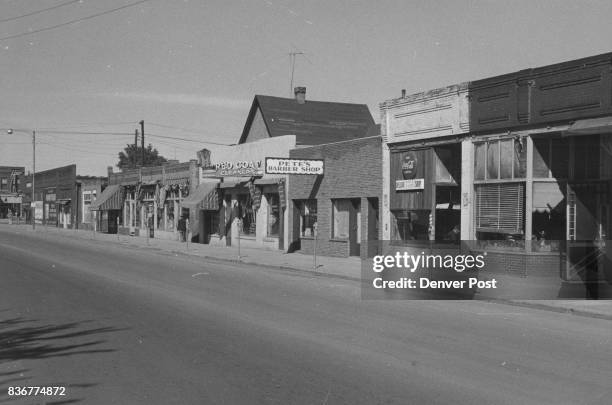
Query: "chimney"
401 89 406 98
294 86 306 104
107 166 113 177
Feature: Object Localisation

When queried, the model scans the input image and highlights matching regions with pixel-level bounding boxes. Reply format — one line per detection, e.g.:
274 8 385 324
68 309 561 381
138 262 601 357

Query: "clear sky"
1 0 611 176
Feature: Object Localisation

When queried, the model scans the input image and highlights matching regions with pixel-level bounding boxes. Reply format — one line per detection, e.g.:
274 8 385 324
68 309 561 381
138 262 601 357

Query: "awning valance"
254 177 282 185
90 185 124 211
563 117 612 136
181 183 219 210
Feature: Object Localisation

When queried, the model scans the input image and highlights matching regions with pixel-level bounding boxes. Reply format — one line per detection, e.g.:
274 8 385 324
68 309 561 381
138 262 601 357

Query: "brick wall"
288 136 382 258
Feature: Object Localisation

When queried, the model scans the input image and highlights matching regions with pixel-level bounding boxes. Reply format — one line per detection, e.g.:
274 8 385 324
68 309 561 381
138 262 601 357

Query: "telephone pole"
134 129 138 168
139 120 145 167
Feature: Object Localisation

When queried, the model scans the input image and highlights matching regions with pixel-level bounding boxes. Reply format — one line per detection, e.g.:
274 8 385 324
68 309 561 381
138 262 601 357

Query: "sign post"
236 218 242 259
313 222 318 270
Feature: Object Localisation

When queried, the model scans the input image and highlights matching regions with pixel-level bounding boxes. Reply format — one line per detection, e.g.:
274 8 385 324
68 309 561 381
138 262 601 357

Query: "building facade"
287 135 382 258
380 52 612 295
0 166 24 219
97 162 198 237
187 87 378 252
22 164 79 228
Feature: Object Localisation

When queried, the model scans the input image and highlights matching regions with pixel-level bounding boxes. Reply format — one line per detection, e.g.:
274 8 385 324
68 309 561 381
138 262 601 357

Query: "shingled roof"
238 94 377 146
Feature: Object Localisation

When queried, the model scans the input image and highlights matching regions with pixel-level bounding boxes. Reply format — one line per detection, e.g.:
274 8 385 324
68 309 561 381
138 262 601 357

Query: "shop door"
367 198 379 257
566 183 609 290
349 199 361 256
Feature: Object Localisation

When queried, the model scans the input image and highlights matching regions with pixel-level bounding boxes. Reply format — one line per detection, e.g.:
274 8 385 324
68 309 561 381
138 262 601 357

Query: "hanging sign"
265 158 324 175
401 152 418 179
396 179 424 191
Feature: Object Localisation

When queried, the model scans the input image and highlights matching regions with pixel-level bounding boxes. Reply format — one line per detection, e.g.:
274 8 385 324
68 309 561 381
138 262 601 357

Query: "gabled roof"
238 95 376 145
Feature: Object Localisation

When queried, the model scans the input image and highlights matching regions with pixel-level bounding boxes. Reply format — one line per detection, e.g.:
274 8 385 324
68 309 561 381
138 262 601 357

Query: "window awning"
254 177 282 185
181 183 219 210
563 117 612 136
90 185 124 211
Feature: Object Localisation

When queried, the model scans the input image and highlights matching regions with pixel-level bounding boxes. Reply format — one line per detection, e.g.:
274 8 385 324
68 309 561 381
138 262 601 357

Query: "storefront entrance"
566 182 611 294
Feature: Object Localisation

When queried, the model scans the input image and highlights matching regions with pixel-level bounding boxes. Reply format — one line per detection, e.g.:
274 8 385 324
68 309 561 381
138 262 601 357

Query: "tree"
117 143 168 170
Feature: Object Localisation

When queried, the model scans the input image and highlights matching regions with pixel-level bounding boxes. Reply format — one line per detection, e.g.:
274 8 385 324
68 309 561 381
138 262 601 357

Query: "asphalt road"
1 227 611 405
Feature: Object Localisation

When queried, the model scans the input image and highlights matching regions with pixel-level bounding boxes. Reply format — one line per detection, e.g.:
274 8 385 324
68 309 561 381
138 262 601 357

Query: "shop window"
533 137 569 179
487 141 499 179
475 139 526 181
475 182 525 237
532 182 566 252
573 135 600 180
435 145 460 184
266 193 280 237
82 191 94 223
391 210 431 241
474 143 486 180
296 199 317 237
236 194 256 236
332 199 350 239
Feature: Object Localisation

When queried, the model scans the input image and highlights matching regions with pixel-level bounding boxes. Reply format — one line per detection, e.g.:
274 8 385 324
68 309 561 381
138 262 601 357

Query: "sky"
1 0 611 176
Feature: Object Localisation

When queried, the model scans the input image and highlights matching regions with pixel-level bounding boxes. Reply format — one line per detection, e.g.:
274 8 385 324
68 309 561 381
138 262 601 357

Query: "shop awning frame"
562 116 612 137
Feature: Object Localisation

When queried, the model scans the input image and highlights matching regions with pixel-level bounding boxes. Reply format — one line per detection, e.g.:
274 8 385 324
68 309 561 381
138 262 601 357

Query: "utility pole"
139 120 145 167
289 51 303 96
32 130 35 230
134 129 138 168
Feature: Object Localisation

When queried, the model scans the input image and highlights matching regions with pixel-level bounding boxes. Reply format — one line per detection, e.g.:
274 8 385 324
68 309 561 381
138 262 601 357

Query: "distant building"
0 166 25 219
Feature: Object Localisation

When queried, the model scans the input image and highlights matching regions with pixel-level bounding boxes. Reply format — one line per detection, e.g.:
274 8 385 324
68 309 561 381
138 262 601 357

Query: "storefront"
22 165 79 228
288 136 382 258
196 136 295 250
464 53 612 295
381 83 470 245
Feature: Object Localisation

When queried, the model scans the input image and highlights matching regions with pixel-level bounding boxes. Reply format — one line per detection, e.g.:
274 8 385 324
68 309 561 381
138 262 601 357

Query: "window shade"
475 183 525 233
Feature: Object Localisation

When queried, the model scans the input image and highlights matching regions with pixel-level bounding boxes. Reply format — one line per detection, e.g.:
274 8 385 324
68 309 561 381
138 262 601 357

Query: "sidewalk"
3 222 362 281
2 222 611 320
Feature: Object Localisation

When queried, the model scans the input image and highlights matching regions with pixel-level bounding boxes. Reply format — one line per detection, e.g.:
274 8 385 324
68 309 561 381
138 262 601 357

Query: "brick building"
287 135 382 258
22 164 78 227
380 52 612 297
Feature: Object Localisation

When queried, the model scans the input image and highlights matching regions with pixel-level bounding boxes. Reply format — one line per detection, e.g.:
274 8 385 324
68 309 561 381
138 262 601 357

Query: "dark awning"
90 185 124 211
181 183 219 210
563 117 612 136
254 177 282 185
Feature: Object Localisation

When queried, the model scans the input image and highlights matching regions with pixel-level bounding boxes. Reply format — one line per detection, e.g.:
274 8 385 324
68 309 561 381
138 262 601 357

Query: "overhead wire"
0 0 153 42
0 0 83 24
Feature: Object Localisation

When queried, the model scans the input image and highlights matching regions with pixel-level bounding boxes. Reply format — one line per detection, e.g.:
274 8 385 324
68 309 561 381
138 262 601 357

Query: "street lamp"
7 128 36 230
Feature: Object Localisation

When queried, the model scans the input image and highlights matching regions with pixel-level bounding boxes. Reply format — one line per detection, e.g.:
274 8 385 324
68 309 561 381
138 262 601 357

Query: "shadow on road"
0 317 124 362
0 315 127 404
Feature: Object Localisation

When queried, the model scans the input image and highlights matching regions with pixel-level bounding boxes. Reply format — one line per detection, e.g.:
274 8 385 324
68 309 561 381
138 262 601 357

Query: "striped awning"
90 185 124 211
181 183 219 210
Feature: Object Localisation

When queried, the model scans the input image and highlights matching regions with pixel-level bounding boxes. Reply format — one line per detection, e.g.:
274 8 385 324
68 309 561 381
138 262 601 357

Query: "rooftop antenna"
289 51 304 96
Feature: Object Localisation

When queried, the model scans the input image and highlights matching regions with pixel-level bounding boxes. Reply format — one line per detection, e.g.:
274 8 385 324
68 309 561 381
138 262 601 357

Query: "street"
1 227 611 405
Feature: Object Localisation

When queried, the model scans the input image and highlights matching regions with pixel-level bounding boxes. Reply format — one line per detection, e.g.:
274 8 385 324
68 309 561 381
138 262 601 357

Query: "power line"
37 130 133 136
0 0 82 24
0 0 153 42
146 133 231 146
